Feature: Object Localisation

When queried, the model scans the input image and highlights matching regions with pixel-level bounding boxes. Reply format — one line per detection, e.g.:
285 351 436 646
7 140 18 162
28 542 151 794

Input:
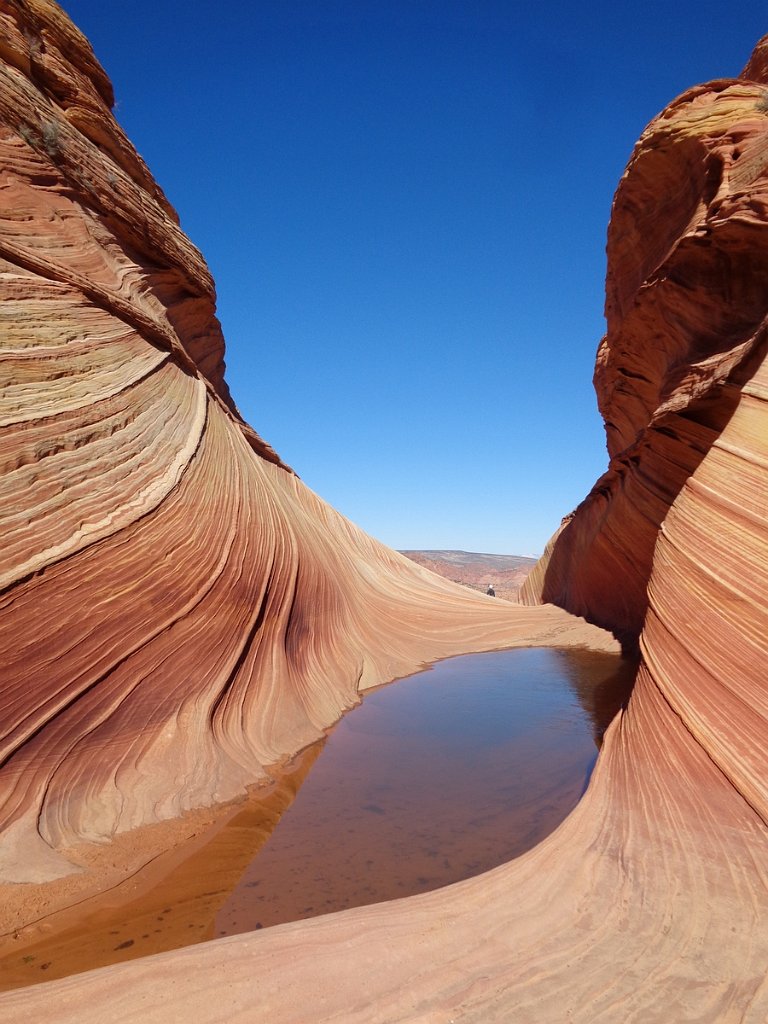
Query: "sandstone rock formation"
520 42 768 832
521 56 768 656
0 0 610 888
0 5 766 1023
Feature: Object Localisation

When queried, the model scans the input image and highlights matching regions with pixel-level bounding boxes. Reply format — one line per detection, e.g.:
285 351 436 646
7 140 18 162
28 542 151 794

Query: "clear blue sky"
61 1 765 555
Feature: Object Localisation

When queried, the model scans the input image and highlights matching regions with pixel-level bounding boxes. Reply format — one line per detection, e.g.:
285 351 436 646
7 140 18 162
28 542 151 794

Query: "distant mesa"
399 550 537 600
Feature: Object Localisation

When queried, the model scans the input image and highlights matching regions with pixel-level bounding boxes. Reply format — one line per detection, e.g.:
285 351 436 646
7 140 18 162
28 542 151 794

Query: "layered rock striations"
0 6 766 1023
0 1 609 885
521 58 768 654
521 43 768 828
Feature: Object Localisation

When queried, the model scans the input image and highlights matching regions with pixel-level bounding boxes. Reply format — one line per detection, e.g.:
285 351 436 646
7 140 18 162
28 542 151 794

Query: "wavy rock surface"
0 7 766 1024
0 1 611 887
520 43 768 839
521 56 768 651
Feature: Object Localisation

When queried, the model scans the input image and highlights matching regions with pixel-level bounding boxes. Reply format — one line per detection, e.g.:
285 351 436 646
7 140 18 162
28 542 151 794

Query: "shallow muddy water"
0 646 634 990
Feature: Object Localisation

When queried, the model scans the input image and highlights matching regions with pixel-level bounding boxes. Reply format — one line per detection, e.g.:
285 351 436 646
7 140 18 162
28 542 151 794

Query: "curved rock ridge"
521 61 768 652
520 45 768 829
0 2 612 883
1 8 766 1024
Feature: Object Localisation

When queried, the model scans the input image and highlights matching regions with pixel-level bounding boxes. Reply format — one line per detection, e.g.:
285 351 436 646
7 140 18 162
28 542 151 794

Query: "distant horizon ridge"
399 548 540 561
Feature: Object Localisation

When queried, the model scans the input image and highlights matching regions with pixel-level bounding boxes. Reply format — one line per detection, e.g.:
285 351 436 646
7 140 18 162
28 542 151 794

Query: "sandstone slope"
0 6 766 1024
0 0 610 888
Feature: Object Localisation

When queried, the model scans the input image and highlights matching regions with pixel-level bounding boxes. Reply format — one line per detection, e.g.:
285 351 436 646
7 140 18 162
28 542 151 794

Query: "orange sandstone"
0 5 766 1023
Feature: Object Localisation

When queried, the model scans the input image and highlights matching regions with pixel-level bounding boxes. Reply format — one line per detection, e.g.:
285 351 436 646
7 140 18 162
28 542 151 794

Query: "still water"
0 646 634 989
215 647 632 935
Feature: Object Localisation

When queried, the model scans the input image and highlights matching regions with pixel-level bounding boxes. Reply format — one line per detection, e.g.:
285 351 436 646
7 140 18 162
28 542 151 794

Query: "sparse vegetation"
756 91 768 113
18 124 36 147
41 120 60 157
21 26 42 58
16 120 63 161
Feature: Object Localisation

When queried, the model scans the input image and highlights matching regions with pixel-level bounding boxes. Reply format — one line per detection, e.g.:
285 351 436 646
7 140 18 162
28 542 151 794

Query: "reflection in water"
214 648 635 937
547 647 638 744
0 646 635 991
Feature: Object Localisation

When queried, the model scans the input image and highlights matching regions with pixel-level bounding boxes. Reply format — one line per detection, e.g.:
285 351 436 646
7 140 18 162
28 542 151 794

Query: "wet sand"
0 747 323 990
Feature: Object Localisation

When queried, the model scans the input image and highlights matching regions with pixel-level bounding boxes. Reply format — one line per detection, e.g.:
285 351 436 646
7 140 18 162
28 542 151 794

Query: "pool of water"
0 646 634 989
214 647 632 936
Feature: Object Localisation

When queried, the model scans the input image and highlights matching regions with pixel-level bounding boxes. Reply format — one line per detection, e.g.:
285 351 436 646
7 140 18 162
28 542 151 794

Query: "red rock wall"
520 40 768 869
522 59 768 662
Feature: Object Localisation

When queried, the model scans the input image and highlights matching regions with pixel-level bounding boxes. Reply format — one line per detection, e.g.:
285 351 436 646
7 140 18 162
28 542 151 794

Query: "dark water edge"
0 646 635 990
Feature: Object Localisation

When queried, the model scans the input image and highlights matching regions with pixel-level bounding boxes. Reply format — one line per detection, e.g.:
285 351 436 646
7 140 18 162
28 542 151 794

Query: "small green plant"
16 122 61 161
756 91 768 114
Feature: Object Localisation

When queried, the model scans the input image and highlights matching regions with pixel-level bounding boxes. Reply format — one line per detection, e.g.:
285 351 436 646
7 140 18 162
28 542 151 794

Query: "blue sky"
61 2 766 555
